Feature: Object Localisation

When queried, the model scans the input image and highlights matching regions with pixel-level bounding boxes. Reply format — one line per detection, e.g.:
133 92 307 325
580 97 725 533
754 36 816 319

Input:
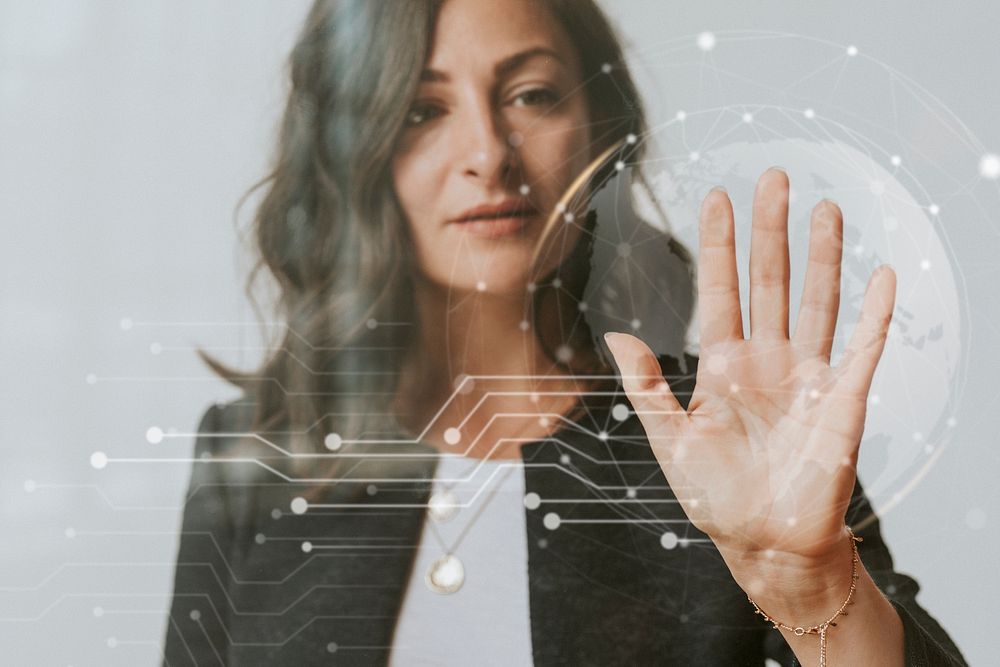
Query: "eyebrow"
420 46 565 83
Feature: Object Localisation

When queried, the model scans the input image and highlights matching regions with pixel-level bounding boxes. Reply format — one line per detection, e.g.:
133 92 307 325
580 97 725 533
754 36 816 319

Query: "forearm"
722 536 903 666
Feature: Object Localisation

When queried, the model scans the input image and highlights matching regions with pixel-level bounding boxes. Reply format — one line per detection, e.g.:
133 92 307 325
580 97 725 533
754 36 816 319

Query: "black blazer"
163 355 967 665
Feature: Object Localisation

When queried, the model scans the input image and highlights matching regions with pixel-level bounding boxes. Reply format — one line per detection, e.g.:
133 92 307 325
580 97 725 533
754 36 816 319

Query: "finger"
698 187 744 345
835 265 896 397
604 332 686 458
792 199 843 362
749 168 790 340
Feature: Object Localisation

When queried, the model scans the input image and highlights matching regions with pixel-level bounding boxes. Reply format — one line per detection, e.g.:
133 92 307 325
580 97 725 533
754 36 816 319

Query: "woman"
163 0 966 665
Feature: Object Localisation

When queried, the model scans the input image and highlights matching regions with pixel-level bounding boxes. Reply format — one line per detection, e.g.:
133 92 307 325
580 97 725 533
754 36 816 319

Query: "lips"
450 199 539 239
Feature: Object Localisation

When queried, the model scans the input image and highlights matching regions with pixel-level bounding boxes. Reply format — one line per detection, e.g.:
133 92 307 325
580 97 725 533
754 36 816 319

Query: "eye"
511 87 559 108
404 103 443 127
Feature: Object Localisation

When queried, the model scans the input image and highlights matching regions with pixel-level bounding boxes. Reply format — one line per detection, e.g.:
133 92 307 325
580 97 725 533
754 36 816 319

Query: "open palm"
606 168 896 563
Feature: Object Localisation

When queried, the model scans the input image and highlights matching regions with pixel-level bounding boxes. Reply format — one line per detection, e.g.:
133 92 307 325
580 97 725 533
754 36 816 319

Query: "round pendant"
427 489 459 522
425 553 465 594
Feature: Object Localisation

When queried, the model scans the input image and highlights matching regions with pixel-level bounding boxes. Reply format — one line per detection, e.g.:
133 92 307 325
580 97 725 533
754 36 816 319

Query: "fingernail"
767 165 787 174
709 185 727 194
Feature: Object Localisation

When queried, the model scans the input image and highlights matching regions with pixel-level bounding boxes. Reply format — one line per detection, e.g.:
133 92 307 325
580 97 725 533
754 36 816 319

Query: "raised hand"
605 168 896 578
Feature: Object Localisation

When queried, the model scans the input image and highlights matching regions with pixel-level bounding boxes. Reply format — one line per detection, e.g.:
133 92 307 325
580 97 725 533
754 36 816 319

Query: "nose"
455 93 518 188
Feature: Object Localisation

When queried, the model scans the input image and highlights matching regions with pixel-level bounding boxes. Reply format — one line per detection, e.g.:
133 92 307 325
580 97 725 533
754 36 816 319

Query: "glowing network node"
508 131 523 147
689 150 700 162
847 45 858 57
543 512 561 529
476 280 486 292
921 259 931 271
519 320 530 331
853 243 865 256
809 388 821 399
598 431 609 441
630 318 641 330
697 31 716 51
707 354 727 375
786 516 797 527
189 610 201 621
617 242 631 258
327 642 339 654
86 373 97 385
90 451 108 469
929 203 940 215
271 508 282 519
518 183 530 195
626 133 637 144
559 453 570 465
301 541 313 553
676 110 687 121
870 394 880 405
119 317 132 331
626 487 637 498
891 155 902 167
290 497 308 515
601 62 612 74
146 426 164 444
947 416 957 427
660 531 679 549
729 383 739 393
523 492 541 510
93 606 104 617
577 301 588 312
255 533 266 544
563 212 574 223
804 108 816 119
612 403 630 422
366 484 378 496
615 160 625 171
366 318 378 330
555 202 566 213
742 112 753 123
552 277 562 288
65 527 76 538
980 153 1000 179
150 342 162 355
324 432 343 450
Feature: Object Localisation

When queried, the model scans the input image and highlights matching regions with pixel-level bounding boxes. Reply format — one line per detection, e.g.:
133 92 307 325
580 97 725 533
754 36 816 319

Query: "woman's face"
391 0 593 297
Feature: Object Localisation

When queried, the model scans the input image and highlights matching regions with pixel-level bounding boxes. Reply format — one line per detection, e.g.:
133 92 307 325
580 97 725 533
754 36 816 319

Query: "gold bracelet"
745 527 864 667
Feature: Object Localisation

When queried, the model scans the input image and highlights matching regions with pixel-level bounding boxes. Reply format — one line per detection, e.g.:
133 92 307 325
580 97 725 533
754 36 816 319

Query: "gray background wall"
1 1 996 664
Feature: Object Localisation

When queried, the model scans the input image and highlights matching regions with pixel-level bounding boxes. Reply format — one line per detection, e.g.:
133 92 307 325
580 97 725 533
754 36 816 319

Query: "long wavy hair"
201 0 695 490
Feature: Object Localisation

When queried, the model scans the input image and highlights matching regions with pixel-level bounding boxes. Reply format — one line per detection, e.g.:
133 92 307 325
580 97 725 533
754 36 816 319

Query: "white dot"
366 318 378 329
444 427 461 445
678 537 690 548
324 433 342 450
617 242 631 258
327 642 338 654
90 452 108 469
476 280 486 292
65 527 76 538
563 212 574 223
920 259 931 271
596 431 608 442
519 183 530 195
93 606 104 617
539 416 550 428
676 110 687 121
707 354 727 375
577 301 588 312
146 426 164 444
804 108 815 119
23 479 36 493
601 63 612 74
869 180 885 196
809 388 821 399
660 532 679 549
947 416 957 427
255 533 266 544
301 541 313 553
556 344 573 363
626 133 637 144
630 318 641 330
615 160 625 171
729 383 739 393
696 31 716 51
690 498 699 508
929 203 940 215
966 508 987 530
150 342 162 355
626 487 637 498
86 373 97 385
853 243 865 256
612 403 630 422
508 131 524 147
689 151 700 162
519 320 530 331
271 508 282 519
523 492 541 510
980 153 1000 179
107 637 118 648
786 516 797 526
559 453 570 465
555 202 566 213
891 155 902 167
742 112 753 123
847 45 858 56
912 431 924 442
367 484 378 496
870 394 880 405
119 317 133 331
543 512 561 529
189 609 201 621
290 497 308 515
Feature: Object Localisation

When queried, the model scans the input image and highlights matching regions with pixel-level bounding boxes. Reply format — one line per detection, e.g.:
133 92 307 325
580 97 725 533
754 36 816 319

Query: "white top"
389 455 533 666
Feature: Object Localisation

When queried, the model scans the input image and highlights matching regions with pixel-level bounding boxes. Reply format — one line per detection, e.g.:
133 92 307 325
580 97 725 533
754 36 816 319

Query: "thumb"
604 332 686 451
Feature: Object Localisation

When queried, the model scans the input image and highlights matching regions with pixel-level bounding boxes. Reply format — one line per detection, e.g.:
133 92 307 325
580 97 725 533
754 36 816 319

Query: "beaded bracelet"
745 527 864 667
